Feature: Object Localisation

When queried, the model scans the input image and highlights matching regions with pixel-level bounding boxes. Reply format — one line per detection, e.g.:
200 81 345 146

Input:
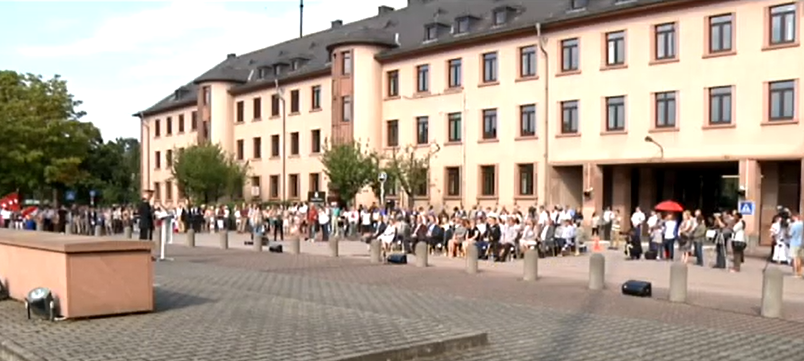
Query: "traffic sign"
738 201 755 216
378 171 387 182
308 191 326 203
65 190 76 201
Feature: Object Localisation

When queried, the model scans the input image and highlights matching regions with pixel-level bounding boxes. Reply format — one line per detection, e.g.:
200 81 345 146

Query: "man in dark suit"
138 197 153 240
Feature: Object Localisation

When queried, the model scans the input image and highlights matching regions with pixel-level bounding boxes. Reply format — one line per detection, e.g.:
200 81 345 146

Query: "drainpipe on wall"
139 111 151 193
275 79 287 204
536 23 550 206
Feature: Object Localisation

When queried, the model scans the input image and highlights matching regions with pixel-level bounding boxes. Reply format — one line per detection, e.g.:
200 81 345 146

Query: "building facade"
136 0 804 243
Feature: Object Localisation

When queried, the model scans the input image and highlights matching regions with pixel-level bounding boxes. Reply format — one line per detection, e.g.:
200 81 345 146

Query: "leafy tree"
170 143 248 204
80 138 141 205
385 144 440 208
0 71 100 202
319 139 378 205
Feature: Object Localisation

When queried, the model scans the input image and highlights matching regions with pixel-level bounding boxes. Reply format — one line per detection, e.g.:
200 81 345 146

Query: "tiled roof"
136 0 684 117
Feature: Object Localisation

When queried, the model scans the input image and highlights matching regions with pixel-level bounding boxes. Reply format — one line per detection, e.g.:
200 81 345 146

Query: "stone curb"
328 331 488 361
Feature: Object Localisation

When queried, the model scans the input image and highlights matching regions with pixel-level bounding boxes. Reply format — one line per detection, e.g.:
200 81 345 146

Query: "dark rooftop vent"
227 53 236 59
331 20 343 28
378 6 394 15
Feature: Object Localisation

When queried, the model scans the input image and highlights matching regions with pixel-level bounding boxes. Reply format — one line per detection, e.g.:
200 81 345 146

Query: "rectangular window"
311 129 321 153
561 38 580 72
290 132 300 155
309 173 320 192
269 175 279 199
417 65 429 92
387 70 399 97
202 86 210 105
448 59 462 88
414 172 428 197
517 164 535 196
387 120 399 147
253 97 262 119
425 24 437 41
445 167 461 197
178 114 185 132
153 182 161 202
311 85 321 109
342 96 352 122
708 86 733 124
571 0 588 10
654 23 676 60
482 52 498 83
447 113 461 142
708 14 733 53
155 151 161 168
250 176 261 197
480 165 496 197
289 174 300 199
769 80 796 121
561 100 579 134
271 94 280 116
416 116 429 145
253 137 262 159
606 31 626 65
236 139 244 160
770 4 797 45
605 96 626 131
482 109 497 140
654 91 677 128
236 101 244 123
520 104 536 137
290 90 300 113
519 46 536 77
493 9 506 25
166 149 173 167
191 111 197 131
271 134 280 157
166 117 173 135
454 17 469 34
165 181 173 201
342 51 352 75
154 119 161 137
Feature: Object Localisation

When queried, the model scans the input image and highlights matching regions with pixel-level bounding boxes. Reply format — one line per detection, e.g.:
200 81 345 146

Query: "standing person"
138 195 153 240
691 214 707 266
662 213 678 261
730 213 746 273
788 212 803 277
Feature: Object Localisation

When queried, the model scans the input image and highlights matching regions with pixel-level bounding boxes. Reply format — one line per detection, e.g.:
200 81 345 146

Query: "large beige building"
136 0 803 244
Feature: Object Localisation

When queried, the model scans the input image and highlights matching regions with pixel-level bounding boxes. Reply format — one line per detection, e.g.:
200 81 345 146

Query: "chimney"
331 20 343 28
227 53 236 59
378 5 394 15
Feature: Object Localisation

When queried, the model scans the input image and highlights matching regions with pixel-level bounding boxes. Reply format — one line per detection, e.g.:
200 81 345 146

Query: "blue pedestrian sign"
738 201 755 216
89 190 97 198
65 190 75 201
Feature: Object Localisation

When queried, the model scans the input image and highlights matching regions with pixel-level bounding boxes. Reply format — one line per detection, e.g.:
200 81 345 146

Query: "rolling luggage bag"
621 280 652 297
387 253 407 264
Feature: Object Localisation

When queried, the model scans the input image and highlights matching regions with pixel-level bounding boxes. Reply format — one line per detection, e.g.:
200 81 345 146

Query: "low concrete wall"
0 230 154 319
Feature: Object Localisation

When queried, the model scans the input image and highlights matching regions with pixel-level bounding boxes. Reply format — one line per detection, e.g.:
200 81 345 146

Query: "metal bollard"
219 231 228 250
124 226 132 239
186 229 195 247
329 238 339 257
588 253 605 290
253 234 262 252
369 239 382 264
523 249 539 281
415 241 428 267
669 262 688 303
94 225 102 237
289 238 300 254
761 267 784 318
466 241 478 274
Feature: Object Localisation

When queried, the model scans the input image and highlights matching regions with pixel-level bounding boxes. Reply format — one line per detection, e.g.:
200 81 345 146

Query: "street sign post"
308 191 326 203
89 190 97 206
378 172 387 208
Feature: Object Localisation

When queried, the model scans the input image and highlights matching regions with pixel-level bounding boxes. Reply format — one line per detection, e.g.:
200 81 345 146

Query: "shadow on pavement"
154 287 214 312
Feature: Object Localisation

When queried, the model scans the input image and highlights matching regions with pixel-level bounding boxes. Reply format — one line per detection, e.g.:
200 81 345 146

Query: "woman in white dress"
378 216 397 257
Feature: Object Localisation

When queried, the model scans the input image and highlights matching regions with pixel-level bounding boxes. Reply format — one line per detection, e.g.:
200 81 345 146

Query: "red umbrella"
655 200 683 212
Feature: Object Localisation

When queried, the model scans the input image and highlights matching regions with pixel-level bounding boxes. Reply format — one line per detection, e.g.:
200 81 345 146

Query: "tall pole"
461 94 467 208
299 0 304 38
275 80 287 204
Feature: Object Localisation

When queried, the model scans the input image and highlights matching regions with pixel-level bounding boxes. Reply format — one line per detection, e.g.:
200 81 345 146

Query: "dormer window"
258 67 271 79
291 59 300 71
570 0 588 10
493 8 508 26
425 24 438 41
614 0 636 5
273 65 284 76
454 17 470 34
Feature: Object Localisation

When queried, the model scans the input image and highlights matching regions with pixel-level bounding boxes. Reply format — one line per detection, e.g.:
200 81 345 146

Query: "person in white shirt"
378 216 397 257
318 206 331 242
631 207 645 244
662 213 678 261
602 207 614 241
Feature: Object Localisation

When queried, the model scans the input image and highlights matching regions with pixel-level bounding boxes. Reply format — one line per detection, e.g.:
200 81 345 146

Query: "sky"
0 0 409 141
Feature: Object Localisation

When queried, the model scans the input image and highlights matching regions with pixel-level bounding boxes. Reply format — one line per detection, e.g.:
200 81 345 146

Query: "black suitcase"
268 244 283 253
644 250 657 260
621 280 652 297
386 253 407 264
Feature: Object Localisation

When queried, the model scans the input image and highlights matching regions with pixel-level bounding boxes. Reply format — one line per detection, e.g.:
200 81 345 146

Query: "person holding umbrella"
655 200 683 261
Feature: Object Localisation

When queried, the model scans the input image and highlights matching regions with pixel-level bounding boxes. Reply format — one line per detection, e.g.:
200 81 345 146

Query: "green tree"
170 143 248 204
319 140 378 205
385 144 439 208
80 138 141 205
0 71 99 202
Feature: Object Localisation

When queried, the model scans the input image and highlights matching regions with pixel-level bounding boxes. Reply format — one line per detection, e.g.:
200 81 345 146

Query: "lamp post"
644 135 664 159
274 79 287 204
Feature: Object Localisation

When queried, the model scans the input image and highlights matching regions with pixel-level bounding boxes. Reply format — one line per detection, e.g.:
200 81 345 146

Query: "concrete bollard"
523 249 539 281
415 241 428 267
369 239 382 264
669 262 688 303
588 253 605 290
761 267 784 318
466 241 478 274
65 222 73 235
329 238 339 257
289 238 300 254
252 234 263 252
219 231 228 250
124 226 132 239
35 221 43 232
186 229 195 247
94 225 102 237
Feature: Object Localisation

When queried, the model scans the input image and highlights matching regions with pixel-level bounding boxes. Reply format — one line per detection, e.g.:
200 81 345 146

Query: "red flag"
0 192 20 212
21 206 37 217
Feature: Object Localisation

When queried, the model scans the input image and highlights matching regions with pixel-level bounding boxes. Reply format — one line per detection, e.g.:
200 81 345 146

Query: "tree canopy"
170 142 248 204
0 70 134 204
319 140 378 205
384 145 438 208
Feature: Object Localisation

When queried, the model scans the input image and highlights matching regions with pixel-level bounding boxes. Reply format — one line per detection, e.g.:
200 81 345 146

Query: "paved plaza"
1 231 803 361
